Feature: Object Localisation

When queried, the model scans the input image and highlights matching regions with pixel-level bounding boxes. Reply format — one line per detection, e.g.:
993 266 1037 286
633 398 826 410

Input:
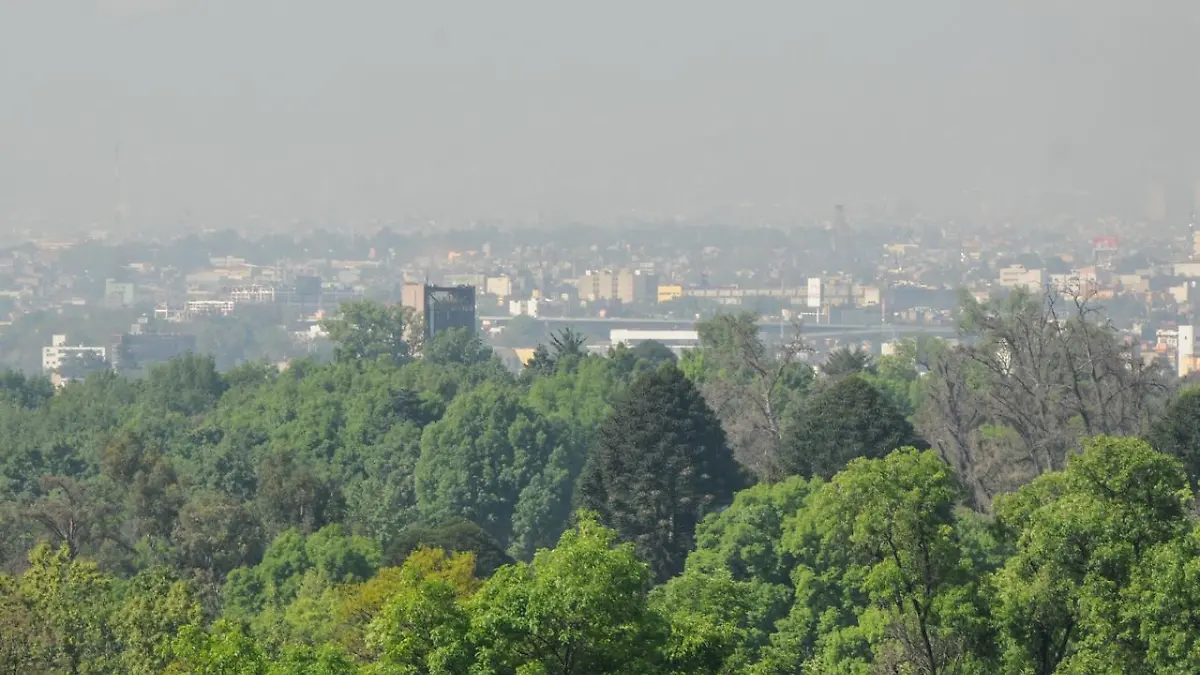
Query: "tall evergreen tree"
578 364 742 581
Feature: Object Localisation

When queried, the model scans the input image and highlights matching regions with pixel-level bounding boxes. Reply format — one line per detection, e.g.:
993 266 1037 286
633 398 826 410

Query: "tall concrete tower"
831 204 848 253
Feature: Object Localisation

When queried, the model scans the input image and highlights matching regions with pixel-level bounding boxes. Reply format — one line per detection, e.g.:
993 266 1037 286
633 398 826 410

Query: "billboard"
806 277 822 309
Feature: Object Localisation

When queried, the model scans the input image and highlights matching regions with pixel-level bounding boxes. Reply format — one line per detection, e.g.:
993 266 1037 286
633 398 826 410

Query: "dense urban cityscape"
10 196 1200 386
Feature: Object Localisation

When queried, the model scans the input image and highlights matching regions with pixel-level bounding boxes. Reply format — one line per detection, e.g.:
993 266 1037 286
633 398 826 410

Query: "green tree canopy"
990 436 1193 674
321 300 419 366
780 374 925 480
467 514 667 674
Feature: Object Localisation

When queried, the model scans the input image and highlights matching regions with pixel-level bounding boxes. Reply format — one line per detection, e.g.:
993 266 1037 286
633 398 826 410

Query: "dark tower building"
402 283 477 342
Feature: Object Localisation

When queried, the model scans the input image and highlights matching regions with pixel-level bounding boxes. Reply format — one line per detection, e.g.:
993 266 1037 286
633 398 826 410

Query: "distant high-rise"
402 283 477 342
574 269 657 304
111 333 196 372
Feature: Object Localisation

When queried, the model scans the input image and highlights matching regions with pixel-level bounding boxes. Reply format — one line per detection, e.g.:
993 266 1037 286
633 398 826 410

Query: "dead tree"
917 287 1169 508
691 312 812 479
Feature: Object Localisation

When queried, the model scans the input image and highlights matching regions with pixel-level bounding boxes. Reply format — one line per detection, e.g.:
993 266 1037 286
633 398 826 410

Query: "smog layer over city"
2 3 1200 674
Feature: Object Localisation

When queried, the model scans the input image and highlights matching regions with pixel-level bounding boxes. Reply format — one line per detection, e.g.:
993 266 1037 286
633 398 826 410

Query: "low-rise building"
609 329 700 355
576 269 658 304
657 284 683 303
998 265 1046 290
509 298 539 318
42 334 107 373
486 275 513 297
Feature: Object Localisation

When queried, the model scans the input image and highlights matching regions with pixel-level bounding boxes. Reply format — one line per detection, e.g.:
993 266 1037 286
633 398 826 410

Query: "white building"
187 300 237 317
42 334 107 384
609 329 700 356
998 265 1046 290
154 304 188 323
509 298 540 318
228 284 277 303
1179 325 1196 378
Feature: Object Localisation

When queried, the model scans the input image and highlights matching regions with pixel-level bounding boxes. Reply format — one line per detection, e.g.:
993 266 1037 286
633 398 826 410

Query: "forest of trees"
2 289 1200 673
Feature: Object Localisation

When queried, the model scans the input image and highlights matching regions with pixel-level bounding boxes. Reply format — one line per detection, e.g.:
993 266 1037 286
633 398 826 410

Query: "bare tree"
915 344 991 509
20 476 121 559
916 287 1169 508
688 312 812 478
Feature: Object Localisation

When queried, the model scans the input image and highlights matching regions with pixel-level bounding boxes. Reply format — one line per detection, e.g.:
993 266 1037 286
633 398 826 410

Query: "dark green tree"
607 340 677 381
780 374 924 480
549 327 587 362
820 346 874 378
0 369 54 408
578 364 743 581
171 491 264 582
1148 386 1200 487
255 451 344 537
386 518 514 578
101 429 185 542
20 475 121 560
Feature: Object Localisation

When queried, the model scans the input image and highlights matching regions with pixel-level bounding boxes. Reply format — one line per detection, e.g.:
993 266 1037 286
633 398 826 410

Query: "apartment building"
575 269 658 304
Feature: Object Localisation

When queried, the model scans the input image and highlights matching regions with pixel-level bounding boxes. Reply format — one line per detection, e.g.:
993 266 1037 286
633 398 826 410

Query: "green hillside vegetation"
0 292 1197 673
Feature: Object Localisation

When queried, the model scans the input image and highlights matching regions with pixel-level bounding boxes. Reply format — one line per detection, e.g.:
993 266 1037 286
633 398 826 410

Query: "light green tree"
990 436 1192 674
111 567 204 675
18 543 117 674
761 449 994 674
467 514 667 674
321 300 420 366
167 619 268 675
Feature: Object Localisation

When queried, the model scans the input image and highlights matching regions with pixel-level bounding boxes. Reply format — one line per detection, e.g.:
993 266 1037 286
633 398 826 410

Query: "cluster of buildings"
15 189 1200 379
41 322 197 386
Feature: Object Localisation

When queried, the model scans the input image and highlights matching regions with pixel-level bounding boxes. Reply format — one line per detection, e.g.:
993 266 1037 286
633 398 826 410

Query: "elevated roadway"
480 315 958 340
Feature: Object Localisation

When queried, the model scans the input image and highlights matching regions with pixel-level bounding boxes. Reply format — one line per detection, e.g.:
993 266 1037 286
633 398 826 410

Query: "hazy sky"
2 1 1199 230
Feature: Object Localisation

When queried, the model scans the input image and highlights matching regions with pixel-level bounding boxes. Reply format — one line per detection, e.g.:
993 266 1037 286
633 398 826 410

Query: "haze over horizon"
3 1 1199 232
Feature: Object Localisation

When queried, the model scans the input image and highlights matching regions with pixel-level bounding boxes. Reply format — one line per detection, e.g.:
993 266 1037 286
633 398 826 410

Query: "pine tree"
578 364 743 581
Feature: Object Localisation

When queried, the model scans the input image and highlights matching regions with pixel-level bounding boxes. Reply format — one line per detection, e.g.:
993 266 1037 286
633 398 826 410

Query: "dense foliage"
2 298 1200 673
